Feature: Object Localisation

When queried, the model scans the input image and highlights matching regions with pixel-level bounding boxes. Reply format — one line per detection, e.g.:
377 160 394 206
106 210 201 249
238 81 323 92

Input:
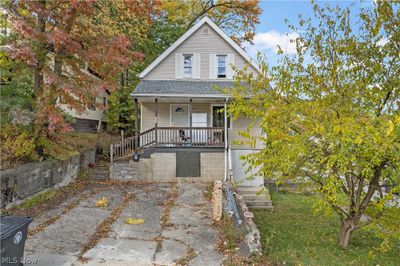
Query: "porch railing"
110 136 135 163
110 127 224 163
155 127 224 147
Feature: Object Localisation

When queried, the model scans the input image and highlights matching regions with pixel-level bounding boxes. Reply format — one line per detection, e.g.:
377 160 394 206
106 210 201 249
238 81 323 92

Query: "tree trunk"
338 218 356 248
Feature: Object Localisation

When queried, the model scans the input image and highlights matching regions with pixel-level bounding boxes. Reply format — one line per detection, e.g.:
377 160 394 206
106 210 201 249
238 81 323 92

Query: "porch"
134 95 229 150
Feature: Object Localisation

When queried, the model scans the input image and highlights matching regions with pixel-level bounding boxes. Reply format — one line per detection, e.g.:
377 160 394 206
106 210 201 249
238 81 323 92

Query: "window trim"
210 104 231 129
217 55 227 78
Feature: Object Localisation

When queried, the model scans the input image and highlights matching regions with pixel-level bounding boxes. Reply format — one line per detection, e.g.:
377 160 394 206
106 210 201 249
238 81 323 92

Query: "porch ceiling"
137 97 226 103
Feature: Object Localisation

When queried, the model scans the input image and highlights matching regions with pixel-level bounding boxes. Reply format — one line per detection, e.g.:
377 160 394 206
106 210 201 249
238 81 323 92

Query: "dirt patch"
6 177 90 218
161 182 178 228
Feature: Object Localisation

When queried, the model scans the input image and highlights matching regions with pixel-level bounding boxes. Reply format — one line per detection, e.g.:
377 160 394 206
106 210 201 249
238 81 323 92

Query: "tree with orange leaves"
3 0 159 152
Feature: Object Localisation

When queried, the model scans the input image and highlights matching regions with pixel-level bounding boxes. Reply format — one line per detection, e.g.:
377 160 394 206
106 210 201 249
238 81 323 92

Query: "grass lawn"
253 191 400 266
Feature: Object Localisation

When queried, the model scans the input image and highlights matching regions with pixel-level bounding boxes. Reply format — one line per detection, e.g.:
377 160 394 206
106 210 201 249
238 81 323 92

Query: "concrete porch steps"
87 163 110 180
236 186 273 210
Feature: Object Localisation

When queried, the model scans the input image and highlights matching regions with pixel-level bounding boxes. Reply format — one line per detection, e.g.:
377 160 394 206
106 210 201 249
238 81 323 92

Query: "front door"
171 104 189 127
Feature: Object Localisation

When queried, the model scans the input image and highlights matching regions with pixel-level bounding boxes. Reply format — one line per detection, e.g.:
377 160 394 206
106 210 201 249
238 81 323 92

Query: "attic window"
202 27 209 35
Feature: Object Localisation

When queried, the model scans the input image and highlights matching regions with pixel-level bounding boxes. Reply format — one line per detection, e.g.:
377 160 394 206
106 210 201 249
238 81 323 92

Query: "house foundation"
110 149 224 181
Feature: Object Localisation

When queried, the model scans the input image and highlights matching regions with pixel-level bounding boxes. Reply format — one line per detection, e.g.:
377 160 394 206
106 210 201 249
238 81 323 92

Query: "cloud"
246 31 300 58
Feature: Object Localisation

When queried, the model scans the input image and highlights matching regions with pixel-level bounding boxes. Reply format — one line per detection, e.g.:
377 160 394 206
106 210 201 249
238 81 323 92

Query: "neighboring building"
1 44 109 133
130 17 264 186
59 88 109 133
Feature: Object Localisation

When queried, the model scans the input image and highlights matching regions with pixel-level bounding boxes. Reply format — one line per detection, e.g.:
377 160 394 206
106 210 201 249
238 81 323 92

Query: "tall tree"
229 1 399 249
3 0 158 143
161 0 261 46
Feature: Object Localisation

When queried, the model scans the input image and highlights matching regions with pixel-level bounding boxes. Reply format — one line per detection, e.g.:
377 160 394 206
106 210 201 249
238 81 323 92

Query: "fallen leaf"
125 218 145 225
96 197 108 207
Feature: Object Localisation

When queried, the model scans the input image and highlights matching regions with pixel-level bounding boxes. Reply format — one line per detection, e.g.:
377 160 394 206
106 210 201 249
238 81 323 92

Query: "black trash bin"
0 216 33 266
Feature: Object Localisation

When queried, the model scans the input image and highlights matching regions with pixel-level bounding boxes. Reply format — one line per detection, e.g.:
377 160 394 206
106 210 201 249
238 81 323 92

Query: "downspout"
224 97 228 182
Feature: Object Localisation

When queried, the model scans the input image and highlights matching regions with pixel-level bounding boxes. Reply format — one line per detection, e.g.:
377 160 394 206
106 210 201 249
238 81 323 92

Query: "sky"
245 0 376 66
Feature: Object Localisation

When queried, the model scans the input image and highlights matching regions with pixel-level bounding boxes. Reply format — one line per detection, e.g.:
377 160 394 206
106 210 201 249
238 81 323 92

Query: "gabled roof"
139 16 260 79
133 80 236 98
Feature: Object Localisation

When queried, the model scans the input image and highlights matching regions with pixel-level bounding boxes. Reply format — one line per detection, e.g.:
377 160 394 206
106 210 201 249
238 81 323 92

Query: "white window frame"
210 104 232 129
217 55 227 78
170 104 190 126
183 54 193 78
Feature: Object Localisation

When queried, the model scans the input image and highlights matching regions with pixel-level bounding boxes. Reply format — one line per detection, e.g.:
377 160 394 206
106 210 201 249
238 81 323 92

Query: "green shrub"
0 124 36 168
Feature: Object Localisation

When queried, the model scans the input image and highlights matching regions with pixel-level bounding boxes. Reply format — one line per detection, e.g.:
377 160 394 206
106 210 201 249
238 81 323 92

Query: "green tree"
229 1 399 249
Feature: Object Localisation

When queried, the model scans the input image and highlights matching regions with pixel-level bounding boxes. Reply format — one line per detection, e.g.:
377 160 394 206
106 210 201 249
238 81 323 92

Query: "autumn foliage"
5 0 159 139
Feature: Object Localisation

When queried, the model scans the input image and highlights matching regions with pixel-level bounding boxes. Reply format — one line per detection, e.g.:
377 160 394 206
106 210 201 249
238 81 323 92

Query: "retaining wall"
0 148 96 208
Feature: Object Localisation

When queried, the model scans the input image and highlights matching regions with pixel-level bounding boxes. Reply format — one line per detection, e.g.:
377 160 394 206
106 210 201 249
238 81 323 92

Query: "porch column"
189 98 192 144
224 97 228 182
134 98 138 149
155 98 158 146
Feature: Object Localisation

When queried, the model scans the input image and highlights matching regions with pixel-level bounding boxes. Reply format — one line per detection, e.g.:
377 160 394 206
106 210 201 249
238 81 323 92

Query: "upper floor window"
183 54 193 78
217 55 227 78
103 97 107 109
88 97 96 110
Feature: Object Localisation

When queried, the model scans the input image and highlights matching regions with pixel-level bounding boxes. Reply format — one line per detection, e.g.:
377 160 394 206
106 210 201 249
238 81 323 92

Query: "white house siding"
143 24 259 80
232 149 264 187
141 102 263 148
141 102 213 132
59 90 108 122
228 116 263 149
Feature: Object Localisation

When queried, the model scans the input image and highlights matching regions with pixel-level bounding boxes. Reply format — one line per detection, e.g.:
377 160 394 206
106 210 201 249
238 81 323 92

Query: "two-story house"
129 17 264 188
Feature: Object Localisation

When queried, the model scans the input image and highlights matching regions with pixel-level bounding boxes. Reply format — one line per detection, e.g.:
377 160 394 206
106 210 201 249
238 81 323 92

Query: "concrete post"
212 180 223 221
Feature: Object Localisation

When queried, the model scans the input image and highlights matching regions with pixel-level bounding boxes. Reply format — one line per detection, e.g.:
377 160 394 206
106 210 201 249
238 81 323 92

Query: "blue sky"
245 0 376 66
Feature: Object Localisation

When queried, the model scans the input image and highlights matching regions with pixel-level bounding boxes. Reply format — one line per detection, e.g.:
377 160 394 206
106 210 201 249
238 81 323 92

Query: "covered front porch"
133 96 229 149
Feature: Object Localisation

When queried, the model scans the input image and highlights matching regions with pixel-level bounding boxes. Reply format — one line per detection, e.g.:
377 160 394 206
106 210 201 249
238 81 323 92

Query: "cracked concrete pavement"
25 181 223 266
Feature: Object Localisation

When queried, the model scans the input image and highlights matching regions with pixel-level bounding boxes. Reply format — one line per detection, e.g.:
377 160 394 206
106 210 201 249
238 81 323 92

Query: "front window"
217 55 226 78
212 105 230 128
183 54 193 78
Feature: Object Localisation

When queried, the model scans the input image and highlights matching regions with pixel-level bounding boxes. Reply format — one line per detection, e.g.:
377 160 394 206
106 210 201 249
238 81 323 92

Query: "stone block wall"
109 159 151 180
200 152 224 181
110 151 224 181
0 148 96 208
151 153 176 180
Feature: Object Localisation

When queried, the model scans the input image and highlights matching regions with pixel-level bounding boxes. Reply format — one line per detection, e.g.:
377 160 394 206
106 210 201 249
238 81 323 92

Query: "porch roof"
131 80 236 98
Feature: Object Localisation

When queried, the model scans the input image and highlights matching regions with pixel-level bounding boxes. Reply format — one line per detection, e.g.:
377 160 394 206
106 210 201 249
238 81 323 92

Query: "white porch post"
134 98 139 149
189 98 192 143
224 97 228 182
155 98 158 146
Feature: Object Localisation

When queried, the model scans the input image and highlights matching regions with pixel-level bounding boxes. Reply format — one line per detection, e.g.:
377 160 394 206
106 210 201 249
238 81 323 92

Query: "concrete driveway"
24 181 223 265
